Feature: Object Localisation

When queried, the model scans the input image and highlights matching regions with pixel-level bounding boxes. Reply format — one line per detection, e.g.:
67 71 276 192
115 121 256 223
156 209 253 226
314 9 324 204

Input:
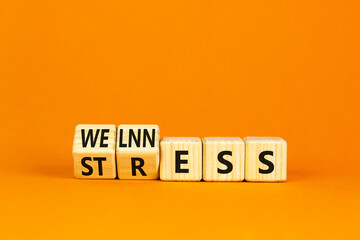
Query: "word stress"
73 124 287 182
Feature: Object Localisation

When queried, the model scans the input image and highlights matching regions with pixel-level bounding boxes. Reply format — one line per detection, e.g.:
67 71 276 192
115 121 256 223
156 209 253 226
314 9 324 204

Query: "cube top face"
73 124 116 154
203 137 245 181
244 137 286 144
117 124 160 150
244 137 287 182
160 137 202 181
73 124 117 179
116 125 160 179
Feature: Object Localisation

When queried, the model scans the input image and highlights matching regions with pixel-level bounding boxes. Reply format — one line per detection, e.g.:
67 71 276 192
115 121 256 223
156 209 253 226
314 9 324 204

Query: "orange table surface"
1 1 359 239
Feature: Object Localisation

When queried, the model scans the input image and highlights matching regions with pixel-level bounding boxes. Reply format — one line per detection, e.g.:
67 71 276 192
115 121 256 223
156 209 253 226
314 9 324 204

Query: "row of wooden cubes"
73 124 287 181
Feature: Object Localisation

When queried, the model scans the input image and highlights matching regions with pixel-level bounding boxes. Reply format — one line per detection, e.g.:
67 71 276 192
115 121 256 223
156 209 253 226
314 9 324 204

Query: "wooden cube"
160 137 202 181
73 124 117 179
202 137 245 181
116 125 160 179
244 137 287 182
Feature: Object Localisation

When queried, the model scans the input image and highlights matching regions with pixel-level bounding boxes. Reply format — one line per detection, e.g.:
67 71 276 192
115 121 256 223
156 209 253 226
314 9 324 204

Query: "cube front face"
116 125 160 179
73 124 117 179
160 137 202 181
244 137 287 182
203 137 245 181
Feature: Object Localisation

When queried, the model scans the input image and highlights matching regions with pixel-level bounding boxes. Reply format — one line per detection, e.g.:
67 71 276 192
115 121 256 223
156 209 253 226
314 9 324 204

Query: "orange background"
1 0 359 239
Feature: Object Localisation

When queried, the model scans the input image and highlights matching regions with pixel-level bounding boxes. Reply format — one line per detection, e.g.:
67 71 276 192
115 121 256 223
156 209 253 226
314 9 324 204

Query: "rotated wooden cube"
73 124 117 179
244 137 287 182
116 125 160 179
160 137 202 181
202 137 245 181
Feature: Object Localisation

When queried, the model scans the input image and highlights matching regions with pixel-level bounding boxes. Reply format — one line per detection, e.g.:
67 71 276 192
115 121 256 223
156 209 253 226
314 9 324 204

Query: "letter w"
81 129 100 147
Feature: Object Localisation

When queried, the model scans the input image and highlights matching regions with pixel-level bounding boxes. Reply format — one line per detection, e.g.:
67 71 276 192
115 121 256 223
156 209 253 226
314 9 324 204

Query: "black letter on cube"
175 150 189 173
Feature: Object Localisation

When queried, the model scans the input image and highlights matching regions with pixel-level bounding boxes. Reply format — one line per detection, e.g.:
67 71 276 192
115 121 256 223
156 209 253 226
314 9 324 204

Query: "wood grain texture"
244 137 287 182
203 137 244 181
72 124 116 179
116 125 160 179
160 137 202 181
